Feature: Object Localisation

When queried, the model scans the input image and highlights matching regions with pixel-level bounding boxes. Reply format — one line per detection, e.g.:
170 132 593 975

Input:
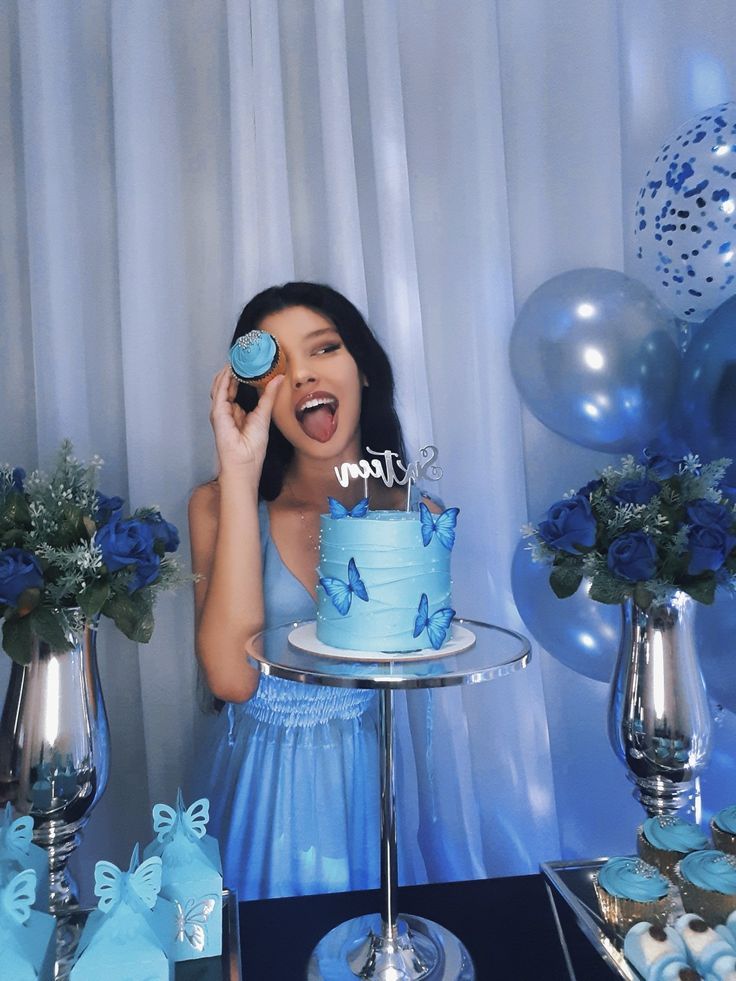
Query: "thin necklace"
283 485 320 554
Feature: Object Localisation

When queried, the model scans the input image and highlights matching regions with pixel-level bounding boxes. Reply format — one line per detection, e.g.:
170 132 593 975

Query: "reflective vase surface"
0 618 110 913
607 592 712 817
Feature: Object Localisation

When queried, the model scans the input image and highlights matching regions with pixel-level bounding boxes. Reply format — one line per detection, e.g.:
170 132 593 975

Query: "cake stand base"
306 913 475 980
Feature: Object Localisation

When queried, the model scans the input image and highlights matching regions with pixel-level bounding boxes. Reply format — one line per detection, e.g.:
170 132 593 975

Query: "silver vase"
607 592 712 817
0 618 110 913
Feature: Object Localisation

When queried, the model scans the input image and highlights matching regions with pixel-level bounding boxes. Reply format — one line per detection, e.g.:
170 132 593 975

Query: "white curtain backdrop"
2 0 736 901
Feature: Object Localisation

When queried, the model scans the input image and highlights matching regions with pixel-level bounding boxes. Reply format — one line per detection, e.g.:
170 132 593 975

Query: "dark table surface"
239 873 615 980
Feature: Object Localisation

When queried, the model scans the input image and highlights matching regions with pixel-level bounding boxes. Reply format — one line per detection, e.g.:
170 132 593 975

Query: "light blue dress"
199 500 380 900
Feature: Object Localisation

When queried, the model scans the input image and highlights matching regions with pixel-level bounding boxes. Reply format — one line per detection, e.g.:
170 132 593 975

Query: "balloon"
511 538 618 683
509 268 680 453
634 101 736 323
676 293 736 482
696 594 736 714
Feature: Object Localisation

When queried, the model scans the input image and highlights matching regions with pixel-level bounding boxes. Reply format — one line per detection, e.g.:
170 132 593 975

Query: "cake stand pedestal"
247 618 530 981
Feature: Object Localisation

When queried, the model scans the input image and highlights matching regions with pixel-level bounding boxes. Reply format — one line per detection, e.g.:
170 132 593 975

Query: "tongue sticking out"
300 406 337 443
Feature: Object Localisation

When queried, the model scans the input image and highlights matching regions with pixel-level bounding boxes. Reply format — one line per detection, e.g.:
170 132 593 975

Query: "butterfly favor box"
0 803 50 911
143 790 223 962
0 868 56 981
70 844 174 981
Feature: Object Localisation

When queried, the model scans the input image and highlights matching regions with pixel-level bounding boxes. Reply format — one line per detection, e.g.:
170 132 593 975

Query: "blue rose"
0 548 43 607
11 468 25 492
538 495 597 554
95 492 124 525
96 518 161 592
686 499 733 532
577 478 603 498
612 479 661 506
145 512 180 553
687 524 736 575
607 531 658 582
640 447 685 479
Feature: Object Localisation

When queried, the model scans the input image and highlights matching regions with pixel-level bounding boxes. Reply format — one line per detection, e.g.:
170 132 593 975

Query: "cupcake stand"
247 618 530 981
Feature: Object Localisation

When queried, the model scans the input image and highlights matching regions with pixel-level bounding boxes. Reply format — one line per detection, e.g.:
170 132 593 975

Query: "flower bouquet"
525 447 736 610
0 440 187 664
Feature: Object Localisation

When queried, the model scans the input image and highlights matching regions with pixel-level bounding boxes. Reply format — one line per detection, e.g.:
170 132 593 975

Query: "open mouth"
295 392 339 443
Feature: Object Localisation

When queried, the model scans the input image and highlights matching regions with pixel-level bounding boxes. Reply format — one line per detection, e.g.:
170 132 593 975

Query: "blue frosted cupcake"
675 849 736 927
594 856 673 934
712 806 736 857
638 816 710 878
229 330 285 388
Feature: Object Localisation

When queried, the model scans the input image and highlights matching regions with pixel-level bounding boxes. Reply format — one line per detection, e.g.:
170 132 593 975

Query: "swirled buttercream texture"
714 806 736 835
642 816 709 853
679 850 736 894
597 857 669 901
229 331 277 379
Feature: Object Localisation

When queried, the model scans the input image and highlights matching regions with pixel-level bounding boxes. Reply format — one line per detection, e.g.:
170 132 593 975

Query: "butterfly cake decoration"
0 803 50 913
143 789 223 962
319 557 369 615
413 593 455 650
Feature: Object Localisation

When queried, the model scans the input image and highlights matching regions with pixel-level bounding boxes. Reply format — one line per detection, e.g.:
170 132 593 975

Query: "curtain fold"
2 0 735 897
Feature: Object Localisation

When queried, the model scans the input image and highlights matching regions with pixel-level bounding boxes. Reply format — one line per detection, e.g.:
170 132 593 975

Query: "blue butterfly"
328 496 369 519
419 503 459 550
412 593 455 650
319 558 369 615
2 869 36 925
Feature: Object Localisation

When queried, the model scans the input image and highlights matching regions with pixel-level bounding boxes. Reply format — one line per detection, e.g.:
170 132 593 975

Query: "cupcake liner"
711 819 736 857
593 875 673 936
637 826 688 880
675 864 736 928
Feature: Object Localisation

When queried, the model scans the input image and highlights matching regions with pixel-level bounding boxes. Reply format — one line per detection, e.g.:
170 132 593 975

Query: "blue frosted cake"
316 499 457 653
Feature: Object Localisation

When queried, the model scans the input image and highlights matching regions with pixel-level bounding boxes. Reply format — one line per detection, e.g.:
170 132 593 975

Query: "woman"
189 282 441 899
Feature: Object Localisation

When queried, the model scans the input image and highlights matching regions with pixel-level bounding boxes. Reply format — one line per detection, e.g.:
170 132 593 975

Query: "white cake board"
288 622 476 662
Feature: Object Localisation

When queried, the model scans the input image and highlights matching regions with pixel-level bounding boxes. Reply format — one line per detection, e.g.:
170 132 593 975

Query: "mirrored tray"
54 888 241 981
541 858 686 981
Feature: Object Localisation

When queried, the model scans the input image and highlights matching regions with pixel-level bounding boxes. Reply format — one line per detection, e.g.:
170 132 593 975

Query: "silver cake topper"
334 446 443 510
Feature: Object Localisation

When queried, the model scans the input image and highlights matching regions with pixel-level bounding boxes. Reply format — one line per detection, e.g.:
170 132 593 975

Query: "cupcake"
675 850 736 927
638 815 710 878
712 807 736 856
229 330 286 388
594 856 673 935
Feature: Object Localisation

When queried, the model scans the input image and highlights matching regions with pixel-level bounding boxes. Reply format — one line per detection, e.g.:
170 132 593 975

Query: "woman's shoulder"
414 485 444 514
189 479 220 514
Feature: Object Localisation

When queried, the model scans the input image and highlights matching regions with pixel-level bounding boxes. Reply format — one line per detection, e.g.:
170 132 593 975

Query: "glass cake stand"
246 618 530 981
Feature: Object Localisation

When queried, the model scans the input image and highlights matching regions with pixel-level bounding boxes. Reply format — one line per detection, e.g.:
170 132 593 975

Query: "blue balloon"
511 538 618 683
509 268 680 453
634 101 736 324
676 293 736 482
696 594 736 714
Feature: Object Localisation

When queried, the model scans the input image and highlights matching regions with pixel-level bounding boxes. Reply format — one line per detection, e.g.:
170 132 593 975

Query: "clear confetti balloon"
509 268 680 453
634 102 736 323
676 292 736 483
511 538 618 683
696 594 736 715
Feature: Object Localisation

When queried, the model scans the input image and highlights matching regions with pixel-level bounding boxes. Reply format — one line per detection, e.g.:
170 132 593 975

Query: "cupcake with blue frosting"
712 806 736 857
638 815 710 879
594 856 673 934
229 329 285 388
675 849 736 927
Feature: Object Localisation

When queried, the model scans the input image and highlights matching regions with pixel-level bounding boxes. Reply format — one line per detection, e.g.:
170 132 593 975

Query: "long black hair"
231 282 407 500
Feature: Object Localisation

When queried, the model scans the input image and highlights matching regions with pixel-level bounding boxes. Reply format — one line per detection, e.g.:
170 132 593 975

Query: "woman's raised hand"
209 367 284 478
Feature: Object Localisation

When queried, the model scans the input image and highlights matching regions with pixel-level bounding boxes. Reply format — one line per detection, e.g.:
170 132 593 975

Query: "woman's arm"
189 368 283 703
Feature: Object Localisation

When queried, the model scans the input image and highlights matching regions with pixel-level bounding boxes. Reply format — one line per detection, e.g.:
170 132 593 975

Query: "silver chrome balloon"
608 593 712 816
509 267 680 453
0 618 110 914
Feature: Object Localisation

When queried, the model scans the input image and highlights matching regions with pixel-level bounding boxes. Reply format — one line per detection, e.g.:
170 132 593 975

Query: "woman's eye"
314 343 341 356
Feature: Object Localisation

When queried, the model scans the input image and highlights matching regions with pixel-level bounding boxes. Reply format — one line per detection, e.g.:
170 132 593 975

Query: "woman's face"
260 305 365 461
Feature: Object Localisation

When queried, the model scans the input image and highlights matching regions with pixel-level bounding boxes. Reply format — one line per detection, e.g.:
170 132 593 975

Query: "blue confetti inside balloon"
634 101 736 323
